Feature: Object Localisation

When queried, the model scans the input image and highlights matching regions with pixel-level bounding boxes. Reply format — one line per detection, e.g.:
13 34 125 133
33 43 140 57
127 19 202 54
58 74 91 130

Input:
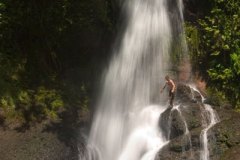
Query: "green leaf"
223 45 230 50
211 51 220 56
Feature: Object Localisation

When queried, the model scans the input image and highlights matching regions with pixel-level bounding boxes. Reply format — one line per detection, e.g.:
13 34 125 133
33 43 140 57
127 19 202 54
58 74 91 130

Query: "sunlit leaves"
231 52 240 75
186 0 240 108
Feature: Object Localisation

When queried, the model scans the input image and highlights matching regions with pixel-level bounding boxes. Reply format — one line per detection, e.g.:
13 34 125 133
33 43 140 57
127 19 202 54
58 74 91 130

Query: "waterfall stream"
82 0 173 159
80 0 220 160
200 104 220 160
189 85 220 160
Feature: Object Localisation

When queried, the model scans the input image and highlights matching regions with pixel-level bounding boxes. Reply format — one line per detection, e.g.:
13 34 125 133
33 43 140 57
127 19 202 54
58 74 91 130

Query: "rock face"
155 83 240 160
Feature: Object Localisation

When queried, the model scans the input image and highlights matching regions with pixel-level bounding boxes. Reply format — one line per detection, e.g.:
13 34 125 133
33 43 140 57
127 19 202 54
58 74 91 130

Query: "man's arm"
161 82 167 93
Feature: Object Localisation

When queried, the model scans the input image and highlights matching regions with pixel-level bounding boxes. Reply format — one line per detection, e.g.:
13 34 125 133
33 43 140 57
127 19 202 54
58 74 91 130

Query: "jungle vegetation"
0 0 239 126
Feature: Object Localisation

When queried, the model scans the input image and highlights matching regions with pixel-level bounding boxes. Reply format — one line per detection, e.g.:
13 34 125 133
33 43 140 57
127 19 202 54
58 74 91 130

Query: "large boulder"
157 104 203 160
175 83 203 103
159 103 202 140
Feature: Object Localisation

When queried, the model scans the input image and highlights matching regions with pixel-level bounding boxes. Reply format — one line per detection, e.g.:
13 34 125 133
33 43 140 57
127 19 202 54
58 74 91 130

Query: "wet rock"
175 83 193 102
157 83 240 160
159 107 172 139
208 111 240 160
169 109 186 139
156 124 203 160
159 103 202 140
159 108 185 140
158 107 240 160
179 104 202 130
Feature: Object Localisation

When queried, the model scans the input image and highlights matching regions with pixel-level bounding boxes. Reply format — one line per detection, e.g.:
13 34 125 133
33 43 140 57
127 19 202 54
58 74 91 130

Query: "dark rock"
155 126 203 160
176 83 193 102
159 107 172 139
191 89 203 103
159 103 202 140
159 108 186 140
169 109 186 139
175 83 203 103
157 83 240 160
179 104 202 130
208 112 240 160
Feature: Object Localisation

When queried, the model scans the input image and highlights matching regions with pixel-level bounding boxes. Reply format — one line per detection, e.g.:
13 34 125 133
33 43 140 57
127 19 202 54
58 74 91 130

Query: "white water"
189 84 206 102
78 0 221 159
189 85 220 160
118 105 168 160
78 0 222 157
200 104 220 160
82 0 173 159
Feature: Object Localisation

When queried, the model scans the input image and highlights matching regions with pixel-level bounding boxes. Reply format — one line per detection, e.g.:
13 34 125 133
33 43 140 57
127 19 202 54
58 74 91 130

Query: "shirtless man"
161 75 176 107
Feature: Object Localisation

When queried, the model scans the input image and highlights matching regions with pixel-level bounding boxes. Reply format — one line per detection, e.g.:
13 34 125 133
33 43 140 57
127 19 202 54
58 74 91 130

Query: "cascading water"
80 0 219 159
81 0 174 159
189 85 220 160
200 104 220 160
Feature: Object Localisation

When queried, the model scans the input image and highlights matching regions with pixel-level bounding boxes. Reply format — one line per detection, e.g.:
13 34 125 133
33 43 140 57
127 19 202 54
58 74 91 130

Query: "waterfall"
78 0 222 158
78 0 220 159
81 0 173 159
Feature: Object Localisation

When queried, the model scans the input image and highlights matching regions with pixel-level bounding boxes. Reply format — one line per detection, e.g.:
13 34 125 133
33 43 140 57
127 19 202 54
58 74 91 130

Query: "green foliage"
186 0 240 108
0 95 17 119
0 87 64 124
0 0 116 125
185 23 201 70
33 87 64 119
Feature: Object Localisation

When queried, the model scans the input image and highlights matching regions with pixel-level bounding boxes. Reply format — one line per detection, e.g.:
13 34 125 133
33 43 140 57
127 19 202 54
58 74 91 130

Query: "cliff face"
155 84 240 160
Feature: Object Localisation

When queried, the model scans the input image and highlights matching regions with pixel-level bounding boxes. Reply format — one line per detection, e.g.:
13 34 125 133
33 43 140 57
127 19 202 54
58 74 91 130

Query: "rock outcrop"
155 83 240 160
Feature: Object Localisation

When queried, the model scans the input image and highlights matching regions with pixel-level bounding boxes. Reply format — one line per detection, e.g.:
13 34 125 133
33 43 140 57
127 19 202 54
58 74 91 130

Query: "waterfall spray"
84 0 172 159
79 0 216 160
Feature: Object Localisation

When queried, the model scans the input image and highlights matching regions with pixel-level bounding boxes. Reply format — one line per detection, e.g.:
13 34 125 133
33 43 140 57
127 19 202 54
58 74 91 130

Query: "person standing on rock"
161 75 176 107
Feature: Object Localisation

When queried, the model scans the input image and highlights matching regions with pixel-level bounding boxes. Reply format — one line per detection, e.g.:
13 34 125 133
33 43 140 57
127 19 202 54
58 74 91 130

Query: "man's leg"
169 92 174 107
